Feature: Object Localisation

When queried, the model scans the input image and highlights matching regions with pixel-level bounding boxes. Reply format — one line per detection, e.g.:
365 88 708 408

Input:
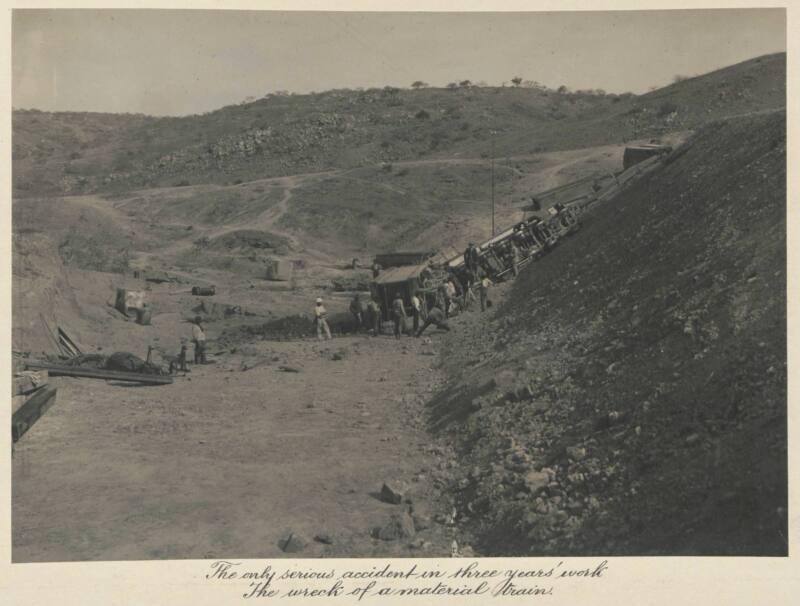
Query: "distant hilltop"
12 53 785 198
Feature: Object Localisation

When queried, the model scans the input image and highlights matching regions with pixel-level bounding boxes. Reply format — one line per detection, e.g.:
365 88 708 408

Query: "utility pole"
491 132 496 236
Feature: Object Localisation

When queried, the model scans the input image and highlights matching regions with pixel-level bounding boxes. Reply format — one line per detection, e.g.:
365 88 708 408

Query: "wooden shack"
370 263 432 321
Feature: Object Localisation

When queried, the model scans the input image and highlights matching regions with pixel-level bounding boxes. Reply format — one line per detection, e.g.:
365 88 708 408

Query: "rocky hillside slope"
13 53 784 197
433 109 786 555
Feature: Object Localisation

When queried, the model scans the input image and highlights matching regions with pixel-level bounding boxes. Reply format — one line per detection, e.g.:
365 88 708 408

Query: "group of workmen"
312 261 496 342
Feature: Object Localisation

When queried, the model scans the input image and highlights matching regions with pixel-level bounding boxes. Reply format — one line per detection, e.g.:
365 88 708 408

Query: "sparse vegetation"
658 101 679 117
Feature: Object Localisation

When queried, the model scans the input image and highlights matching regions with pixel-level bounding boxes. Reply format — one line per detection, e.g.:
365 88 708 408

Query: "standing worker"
478 275 492 312
314 297 332 341
191 316 207 364
445 279 458 317
391 293 407 339
464 242 480 274
415 304 451 337
411 292 422 334
349 293 364 331
510 242 521 278
366 297 382 336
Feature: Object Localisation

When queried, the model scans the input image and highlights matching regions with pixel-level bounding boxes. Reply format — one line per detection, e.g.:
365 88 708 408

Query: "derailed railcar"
370 263 445 321
436 208 581 283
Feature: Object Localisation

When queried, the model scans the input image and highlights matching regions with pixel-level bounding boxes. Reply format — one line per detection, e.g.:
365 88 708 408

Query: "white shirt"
314 305 327 319
411 295 421 311
192 324 206 341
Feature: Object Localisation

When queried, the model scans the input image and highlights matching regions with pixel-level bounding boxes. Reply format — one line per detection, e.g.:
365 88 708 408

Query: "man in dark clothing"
372 262 382 279
416 305 450 337
439 283 452 319
349 294 364 330
391 293 407 338
464 243 480 274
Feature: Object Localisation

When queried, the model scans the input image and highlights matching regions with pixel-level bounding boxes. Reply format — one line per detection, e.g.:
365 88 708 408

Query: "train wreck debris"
24 361 174 385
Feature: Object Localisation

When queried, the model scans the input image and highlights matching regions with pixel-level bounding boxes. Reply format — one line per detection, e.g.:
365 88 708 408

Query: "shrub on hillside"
658 101 679 117
415 109 430 120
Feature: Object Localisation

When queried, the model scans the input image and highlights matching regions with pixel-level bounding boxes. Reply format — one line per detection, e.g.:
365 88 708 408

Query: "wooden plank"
13 370 49 396
12 386 58 443
57 327 83 356
24 362 173 385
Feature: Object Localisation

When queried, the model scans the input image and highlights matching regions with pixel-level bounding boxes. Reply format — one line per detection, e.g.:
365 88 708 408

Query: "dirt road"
12 334 459 562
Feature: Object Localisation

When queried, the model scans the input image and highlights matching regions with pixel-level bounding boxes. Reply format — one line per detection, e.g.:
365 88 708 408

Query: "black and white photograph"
8 4 789 571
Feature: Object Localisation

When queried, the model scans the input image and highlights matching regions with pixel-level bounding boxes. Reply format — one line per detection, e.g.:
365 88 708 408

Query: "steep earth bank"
430 110 786 556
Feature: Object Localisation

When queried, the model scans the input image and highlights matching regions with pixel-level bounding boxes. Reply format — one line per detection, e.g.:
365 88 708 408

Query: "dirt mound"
208 229 290 252
13 196 138 273
218 311 361 344
433 110 786 555
12 233 90 355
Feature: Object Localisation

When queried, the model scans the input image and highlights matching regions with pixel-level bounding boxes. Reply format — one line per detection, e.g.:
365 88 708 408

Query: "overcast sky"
12 9 786 117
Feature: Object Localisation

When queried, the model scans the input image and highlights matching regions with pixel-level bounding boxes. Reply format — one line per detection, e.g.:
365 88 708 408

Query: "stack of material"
265 258 293 281
11 364 57 443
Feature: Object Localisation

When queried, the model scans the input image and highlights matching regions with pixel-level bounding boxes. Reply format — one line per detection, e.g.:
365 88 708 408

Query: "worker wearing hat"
464 242 480 274
314 297 332 341
191 316 207 364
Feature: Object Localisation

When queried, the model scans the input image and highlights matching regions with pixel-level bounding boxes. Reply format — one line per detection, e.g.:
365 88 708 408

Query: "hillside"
12 53 785 197
432 109 787 555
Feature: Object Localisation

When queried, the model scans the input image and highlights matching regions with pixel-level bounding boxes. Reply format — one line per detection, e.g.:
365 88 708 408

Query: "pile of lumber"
12 365 57 443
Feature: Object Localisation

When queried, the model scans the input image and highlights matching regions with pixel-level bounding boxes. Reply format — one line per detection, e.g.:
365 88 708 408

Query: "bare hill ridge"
13 53 785 197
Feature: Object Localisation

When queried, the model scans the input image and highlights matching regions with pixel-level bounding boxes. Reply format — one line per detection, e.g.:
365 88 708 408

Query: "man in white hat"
314 297 332 341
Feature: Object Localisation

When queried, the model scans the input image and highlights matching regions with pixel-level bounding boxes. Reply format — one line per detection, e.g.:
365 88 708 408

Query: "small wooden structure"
370 263 433 321
266 258 293 281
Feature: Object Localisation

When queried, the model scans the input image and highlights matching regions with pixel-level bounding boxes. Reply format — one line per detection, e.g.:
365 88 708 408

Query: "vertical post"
491 134 496 236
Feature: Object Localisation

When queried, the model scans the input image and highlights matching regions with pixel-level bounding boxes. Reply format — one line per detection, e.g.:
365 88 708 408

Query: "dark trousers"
416 317 450 337
444 297 451 318
193 340 206 364
413 309 420 332
479 289 487 312
393 313 405 338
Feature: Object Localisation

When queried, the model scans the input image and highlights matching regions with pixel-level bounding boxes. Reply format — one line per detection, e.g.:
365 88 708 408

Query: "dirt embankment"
430 110 787 556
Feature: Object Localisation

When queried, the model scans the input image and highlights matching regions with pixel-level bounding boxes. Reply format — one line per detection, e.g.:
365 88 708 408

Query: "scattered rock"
524 470 549 495
376 511 416 541
313 533 333 545
566 446 587 461
379 481 408 505
278 531 309 553
412 513 431 531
